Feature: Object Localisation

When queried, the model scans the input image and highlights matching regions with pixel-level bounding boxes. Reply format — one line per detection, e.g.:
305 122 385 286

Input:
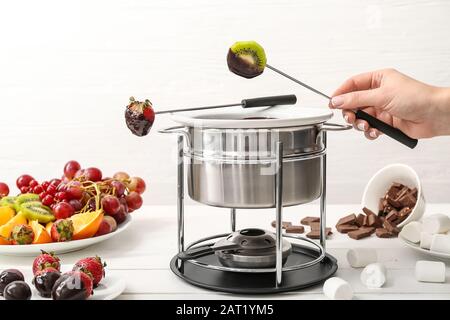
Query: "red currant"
29 180 39 188
41 181 50 190
46 184 57 195
33 185 44 194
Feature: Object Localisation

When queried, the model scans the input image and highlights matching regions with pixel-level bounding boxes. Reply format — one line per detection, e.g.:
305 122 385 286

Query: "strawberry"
52 271 93 300
51 219 74 242
73 256 106 287
125 97 155 137
32 250 61 275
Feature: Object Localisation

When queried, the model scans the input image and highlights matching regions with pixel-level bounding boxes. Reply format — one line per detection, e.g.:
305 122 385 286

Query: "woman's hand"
329 68 450 139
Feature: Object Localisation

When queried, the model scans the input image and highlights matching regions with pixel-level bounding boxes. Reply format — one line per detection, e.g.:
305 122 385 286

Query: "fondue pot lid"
171 105 333 129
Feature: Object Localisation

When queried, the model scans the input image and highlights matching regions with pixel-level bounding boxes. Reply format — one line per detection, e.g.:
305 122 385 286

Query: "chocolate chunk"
271 221 292 229
363 215 369 227
362 207 377 216
336 214 357 227
410 188 418 197
356 214 365 227
383 220 400 235
378 198 385 212
309 222 320 231
398 193 417 208
348 227 375 240
376 228 395 238
300 217 320 226
385 209 398 222
336 224 359 234
398 207 412 217
285 225 305 234
306 228 332 240
367 213 382 228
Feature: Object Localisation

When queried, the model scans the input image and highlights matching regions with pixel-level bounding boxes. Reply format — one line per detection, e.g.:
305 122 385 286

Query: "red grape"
110 181 126 197
42 181 50 190
113 172 130 181
53 202 75 219
87 198 97 211
128 177 146 195
64 160 81 179
55 192 69 201
85 167 102 182
20 186 29 194
33 185 44 194
29 180 39 188
113 205 128 225
42 195 54 206
16 175 34 189
0 182 9 197
101 195 121 215
126 192 143 210
69 199 83 212
50 179 62 187
39 192 48 200
67 185 83 200
46 184 57 195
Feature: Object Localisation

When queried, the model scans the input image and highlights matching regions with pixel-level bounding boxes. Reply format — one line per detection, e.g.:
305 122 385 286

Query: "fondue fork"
265 64 418 149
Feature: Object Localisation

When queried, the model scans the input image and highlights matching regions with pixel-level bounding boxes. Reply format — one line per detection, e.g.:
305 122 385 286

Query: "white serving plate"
399 234 450 260
0 215 132 257
171 105 333 128
0 265 126 300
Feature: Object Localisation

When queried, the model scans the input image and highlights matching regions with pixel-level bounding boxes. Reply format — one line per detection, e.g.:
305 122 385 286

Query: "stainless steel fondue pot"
160 105 350 208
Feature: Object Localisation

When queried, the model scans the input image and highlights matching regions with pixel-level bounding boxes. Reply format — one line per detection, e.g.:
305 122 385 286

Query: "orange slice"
45 222 53 235
70 210 104 240
0 235 11 245
29 220 52 244
0 212 27 239
0 206 15 226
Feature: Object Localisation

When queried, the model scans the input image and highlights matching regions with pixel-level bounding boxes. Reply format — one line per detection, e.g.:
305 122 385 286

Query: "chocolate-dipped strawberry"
33 267 61 298
125 97 155 137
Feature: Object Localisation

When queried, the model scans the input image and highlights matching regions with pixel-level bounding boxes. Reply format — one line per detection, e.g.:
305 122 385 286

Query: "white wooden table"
1 204 450 300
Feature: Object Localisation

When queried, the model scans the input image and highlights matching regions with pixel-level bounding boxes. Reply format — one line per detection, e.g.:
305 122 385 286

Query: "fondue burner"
160 106 351 294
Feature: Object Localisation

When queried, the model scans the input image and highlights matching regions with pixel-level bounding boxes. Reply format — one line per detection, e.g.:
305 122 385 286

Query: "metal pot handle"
158 126 191 145
320 122 352 132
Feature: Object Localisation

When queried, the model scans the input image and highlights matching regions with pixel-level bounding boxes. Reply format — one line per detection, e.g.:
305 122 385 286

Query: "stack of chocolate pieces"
335 207 400 240
378 182 417 225
300 217 332 240
270 216 332 239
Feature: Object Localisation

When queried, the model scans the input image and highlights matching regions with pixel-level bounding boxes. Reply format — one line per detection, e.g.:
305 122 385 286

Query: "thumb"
330 88 383 110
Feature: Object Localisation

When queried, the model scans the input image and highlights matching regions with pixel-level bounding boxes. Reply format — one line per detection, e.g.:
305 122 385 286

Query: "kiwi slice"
20 201 55 224
0 196 17 209
14 193 40 212
227 41 267 79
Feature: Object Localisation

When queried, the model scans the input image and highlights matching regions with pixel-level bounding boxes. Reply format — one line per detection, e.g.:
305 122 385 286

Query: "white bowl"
361 163 426 228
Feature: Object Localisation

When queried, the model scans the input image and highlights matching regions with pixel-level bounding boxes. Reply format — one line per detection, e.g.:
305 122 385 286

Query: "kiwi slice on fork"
227 41 267 79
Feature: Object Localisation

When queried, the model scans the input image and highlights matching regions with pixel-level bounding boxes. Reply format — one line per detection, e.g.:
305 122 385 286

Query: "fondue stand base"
169 133 338 294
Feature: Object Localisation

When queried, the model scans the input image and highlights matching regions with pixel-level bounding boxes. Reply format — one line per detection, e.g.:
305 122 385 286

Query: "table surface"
1 204 450 300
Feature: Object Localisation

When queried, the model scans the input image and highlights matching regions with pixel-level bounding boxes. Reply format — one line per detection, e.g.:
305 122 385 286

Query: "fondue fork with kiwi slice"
227 41 418 149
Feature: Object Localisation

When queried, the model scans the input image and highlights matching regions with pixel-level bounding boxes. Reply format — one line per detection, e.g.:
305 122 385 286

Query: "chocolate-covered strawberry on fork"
125 97 155 137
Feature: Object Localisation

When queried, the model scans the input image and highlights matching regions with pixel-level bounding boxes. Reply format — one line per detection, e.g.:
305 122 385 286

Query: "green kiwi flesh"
20 201 55 224
0 196 17 209
14 194 40 212
227 41 267 79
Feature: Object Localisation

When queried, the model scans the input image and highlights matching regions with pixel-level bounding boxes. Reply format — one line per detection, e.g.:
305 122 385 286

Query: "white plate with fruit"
0 161 145 256
0 253 125 300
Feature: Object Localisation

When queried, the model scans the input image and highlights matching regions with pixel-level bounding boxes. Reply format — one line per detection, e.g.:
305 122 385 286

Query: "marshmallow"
420 232 433 250
430 234 450 254
323 277 353 300
347 248 378 268
422 214 450 234
415 261 446 283
399 221 422 243
360 263 387 288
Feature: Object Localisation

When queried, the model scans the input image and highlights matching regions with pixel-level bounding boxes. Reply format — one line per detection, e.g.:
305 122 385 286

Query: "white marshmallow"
399 221 422 243
360 263 387 288
346 248 378 268
420 232 433 250
430 234 450 254
415 261 446 283
323 277 353 300
422 214 450 234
